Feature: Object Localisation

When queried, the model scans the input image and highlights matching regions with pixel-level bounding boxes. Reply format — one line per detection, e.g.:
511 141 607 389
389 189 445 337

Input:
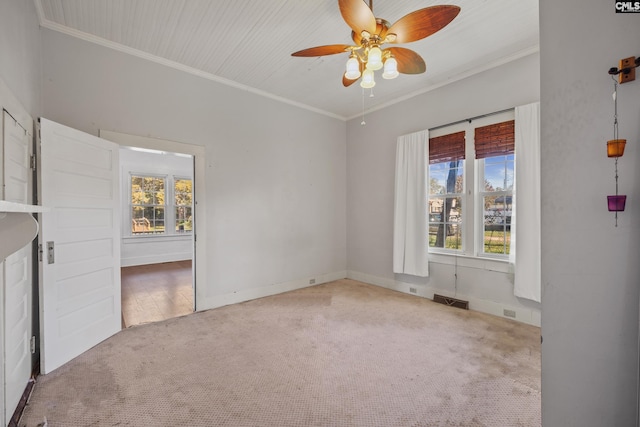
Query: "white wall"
346 52 541 324
539 1 640 426
0 0 41 117
119 148 193 267
40 29 347 309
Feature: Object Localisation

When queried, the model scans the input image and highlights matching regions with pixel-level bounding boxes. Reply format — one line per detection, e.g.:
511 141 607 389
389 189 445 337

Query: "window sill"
122 234 192 244
428 252 510 273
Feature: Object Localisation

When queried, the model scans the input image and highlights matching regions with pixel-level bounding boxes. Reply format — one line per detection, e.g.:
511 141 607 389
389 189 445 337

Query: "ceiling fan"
292 0 460 88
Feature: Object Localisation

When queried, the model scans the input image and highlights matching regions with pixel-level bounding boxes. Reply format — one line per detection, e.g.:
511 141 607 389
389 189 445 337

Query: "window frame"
477 154 514 258
428 122 469 255
428 110 515 260
130 174 167 236
127 173 194 238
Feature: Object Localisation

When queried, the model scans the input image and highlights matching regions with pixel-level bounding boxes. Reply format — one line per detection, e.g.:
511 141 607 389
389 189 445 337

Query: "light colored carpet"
20 279 540 426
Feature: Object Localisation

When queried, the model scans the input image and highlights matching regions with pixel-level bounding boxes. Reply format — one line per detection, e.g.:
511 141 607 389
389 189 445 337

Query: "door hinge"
30 336 36 354
38 244 43 262
30 154 36 170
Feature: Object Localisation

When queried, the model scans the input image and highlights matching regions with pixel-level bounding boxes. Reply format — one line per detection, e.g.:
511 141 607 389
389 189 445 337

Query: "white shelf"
0 203 48 260
0 201 49 213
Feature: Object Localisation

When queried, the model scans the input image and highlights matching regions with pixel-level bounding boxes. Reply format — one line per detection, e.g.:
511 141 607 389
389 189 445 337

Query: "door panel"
2 112 29 204
39 118 121 374
2 110 32 425
3 246 31 425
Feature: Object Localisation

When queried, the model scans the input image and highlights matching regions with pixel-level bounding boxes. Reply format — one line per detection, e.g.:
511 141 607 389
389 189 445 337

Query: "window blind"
429 131 465 164
474 120 515 159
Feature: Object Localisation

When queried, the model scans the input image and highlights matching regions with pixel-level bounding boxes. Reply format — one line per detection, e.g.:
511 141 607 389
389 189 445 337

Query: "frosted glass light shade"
382 57 399 79
345 56 361 80
366 46 383 70
360 69 375 88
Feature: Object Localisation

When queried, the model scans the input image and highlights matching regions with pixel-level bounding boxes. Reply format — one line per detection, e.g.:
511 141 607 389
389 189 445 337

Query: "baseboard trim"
346 270 541 327
121 254 192 267
9 378 35 427
196 270 348 311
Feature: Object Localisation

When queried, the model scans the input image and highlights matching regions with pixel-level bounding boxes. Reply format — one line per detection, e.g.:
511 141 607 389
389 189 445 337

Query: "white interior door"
38 118 121 374
2 111 33 424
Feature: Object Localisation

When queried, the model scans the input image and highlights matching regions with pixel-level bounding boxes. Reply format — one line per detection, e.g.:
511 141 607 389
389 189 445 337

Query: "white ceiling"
34 0 539 120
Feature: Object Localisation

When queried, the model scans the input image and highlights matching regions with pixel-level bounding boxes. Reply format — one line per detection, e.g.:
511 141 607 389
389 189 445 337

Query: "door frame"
99 130 206 312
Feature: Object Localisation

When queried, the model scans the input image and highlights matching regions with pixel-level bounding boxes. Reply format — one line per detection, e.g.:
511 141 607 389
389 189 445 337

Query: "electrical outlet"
503 309 516 318
409 287 417 294
309 278 315 285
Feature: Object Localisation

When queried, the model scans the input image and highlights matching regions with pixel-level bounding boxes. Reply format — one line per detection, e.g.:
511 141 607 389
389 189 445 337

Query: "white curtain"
512 102 541 302
393 130 429 277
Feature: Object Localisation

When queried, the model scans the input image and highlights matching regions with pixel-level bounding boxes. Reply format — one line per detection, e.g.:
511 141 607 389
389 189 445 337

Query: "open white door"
2 110 33 425
38 118 121 374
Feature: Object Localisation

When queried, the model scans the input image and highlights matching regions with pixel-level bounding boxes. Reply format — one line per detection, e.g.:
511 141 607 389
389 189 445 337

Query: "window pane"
131 206 148 234
484 156 514 191
152 207 165 233
428 197 462 250
175 179 193 206
429 160 463 195
176 206 193 232
483 196 511 254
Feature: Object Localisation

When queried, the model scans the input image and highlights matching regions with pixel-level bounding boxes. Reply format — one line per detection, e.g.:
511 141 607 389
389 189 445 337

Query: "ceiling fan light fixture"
382 56 399 79
291 2 461 89
345 55 361 80
360 69 376 88
366 46 383 70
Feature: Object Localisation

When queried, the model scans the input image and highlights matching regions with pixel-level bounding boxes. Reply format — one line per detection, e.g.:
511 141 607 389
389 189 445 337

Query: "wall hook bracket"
608 56 640 84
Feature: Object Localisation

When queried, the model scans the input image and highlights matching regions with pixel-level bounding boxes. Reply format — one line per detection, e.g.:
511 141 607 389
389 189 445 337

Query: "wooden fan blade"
387 5 460 44
292 44 351 57
343 73 359 87
387 47 426 74
338 0 377 38
351 30 362 46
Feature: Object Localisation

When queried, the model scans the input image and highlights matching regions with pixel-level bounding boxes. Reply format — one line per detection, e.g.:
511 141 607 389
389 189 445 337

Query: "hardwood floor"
121 260 193 328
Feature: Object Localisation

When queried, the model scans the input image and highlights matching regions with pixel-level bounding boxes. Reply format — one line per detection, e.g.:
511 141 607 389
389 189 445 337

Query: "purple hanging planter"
607 195 627 212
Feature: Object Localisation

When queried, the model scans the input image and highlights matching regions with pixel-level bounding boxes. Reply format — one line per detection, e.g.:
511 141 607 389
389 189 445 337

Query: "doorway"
117 144 196 327
99 129 206 328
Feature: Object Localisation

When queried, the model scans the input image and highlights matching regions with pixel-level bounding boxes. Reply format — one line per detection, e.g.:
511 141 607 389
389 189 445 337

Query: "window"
130 175 193 236
475 120 515 256
174 178 193 232
428 131 465 251
427 111 515 259
131 175 165 234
